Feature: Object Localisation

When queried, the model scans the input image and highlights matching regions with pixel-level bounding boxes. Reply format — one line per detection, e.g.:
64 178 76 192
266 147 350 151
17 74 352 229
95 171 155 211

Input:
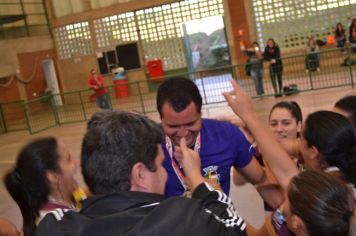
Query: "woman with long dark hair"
264 38 283 97
335 22 346 50
300 110 356 186
4 137 79 236
349 18 356 53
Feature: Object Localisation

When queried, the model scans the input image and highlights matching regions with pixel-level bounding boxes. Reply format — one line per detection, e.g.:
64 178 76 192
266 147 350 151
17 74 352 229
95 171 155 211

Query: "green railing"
23 95 57 134
0 100 27 132
0 103 6 134
0 46 355 134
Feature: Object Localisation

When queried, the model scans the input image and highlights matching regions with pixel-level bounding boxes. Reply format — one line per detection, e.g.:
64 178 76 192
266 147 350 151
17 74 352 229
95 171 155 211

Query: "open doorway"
181 15 231 73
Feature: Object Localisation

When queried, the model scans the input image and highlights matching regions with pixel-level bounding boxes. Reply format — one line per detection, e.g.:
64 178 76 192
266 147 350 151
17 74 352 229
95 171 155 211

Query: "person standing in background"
334 95 356 127
349 18 356 53
305 36 320 72
334 22 346 50
264 38 283 97
87 69 110 109
242 42 265 96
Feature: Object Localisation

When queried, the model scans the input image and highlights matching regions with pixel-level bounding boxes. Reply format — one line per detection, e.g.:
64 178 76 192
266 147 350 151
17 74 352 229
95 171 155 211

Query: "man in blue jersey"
157 77 266 197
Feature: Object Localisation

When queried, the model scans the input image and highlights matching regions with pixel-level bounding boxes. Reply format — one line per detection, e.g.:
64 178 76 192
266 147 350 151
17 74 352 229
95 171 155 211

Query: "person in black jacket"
264 38 283 97
36 110 248 236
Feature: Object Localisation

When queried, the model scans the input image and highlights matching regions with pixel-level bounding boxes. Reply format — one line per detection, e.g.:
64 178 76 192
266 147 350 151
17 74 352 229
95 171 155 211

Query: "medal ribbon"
165 133 201 190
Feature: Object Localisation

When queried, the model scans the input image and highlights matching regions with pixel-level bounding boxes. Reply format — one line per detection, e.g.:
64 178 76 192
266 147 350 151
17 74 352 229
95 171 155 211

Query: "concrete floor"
0 86 355 230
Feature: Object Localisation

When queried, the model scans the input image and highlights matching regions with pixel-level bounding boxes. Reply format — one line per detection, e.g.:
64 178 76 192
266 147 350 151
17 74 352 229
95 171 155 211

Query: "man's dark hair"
156 77 202 117
334 95 356 127
81 110 164 195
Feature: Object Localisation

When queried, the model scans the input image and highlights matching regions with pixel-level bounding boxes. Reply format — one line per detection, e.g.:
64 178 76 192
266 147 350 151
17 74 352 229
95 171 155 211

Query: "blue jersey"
163 118 253 197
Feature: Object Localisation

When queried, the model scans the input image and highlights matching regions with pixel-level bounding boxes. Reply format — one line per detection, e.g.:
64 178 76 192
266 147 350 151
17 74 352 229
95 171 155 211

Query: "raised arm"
223 80 298 189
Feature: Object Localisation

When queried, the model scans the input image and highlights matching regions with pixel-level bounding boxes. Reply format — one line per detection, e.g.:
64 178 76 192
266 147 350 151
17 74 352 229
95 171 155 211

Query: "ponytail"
4 171 37 236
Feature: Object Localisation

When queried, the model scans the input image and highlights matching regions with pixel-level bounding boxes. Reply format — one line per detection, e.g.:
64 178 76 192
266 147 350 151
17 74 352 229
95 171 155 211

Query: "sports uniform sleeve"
192 182 247 236
36 209 71 236
228 123 254 168
36 214 63 236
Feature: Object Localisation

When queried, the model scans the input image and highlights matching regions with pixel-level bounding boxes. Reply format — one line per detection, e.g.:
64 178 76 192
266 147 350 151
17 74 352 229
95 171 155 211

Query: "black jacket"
263 45 283 71
36 183 247 236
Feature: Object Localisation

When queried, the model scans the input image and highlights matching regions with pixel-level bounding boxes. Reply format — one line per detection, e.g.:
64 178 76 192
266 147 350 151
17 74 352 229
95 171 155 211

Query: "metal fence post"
19 0 30 36
0 103 7 133
347 46 355 87
307 70 314 90
107 86 113 110
50 95 60 125
79 91 87 120
305 56 314 90
199 71 208 105
22 101 32 134
137 81 146 114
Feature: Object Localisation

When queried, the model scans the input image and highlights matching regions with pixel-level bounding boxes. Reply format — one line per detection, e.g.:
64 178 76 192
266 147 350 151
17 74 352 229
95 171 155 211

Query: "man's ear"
130 162 148 192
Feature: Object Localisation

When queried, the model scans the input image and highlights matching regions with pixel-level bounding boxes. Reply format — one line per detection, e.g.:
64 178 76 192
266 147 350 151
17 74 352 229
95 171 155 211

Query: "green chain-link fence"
0 46 355 134
0 100 27 132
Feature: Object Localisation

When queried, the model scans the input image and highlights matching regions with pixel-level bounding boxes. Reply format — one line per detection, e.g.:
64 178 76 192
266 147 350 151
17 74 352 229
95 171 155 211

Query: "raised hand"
224 80 298 189
223 80 255 121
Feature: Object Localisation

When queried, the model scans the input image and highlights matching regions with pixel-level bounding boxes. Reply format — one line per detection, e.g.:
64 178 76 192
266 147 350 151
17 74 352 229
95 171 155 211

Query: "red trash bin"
147 59 164 82
114 79 129 98
112 67 129 98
